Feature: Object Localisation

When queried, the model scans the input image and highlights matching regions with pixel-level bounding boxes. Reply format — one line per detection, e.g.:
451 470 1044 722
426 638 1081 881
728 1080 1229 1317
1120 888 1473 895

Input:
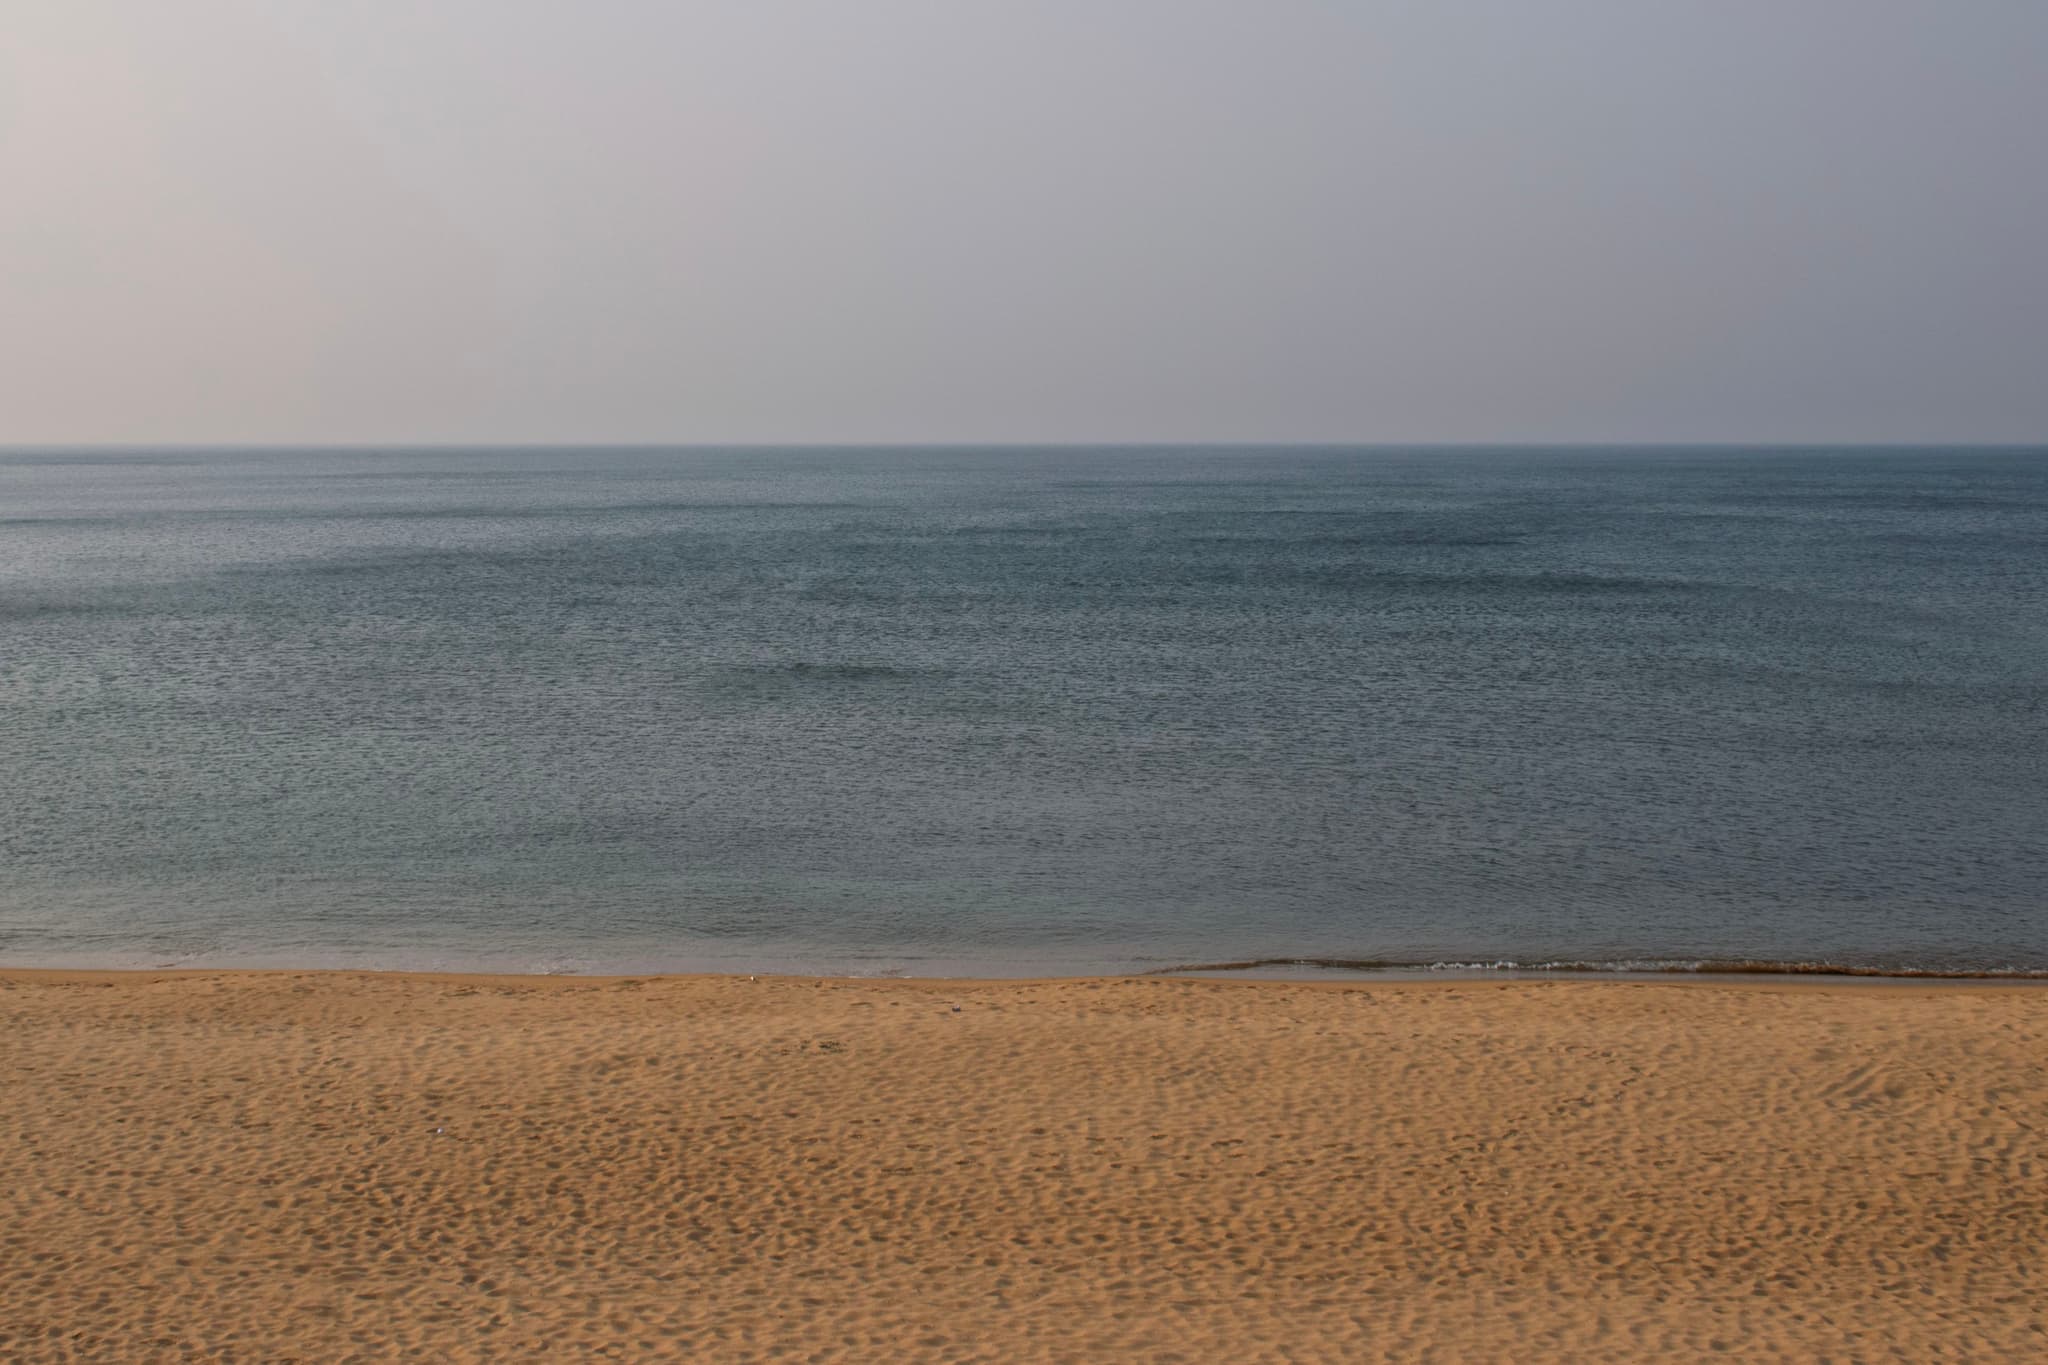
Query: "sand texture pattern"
2 972 2045 1362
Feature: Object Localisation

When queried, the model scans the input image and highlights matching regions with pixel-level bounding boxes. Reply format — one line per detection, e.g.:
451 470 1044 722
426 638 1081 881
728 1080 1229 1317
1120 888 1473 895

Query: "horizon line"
4 439 2044 454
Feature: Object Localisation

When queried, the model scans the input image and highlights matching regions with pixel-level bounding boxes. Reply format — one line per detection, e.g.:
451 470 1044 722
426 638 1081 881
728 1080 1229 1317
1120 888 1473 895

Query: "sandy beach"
2 972 2043 1361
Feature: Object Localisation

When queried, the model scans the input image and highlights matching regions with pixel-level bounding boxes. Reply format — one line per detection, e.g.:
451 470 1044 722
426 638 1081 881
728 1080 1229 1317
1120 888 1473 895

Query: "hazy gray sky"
3 1 2044 444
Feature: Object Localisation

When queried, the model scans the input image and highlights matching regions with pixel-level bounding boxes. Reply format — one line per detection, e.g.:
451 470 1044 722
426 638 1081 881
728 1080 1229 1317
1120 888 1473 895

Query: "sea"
1 445 2043 978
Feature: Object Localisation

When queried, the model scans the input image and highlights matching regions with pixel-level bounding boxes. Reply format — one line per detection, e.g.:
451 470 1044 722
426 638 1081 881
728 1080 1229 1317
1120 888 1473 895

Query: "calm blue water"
2 446 2043 976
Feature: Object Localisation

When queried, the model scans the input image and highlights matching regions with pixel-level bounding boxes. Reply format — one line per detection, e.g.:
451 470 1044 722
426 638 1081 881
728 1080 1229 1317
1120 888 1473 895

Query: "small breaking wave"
1146 956 2048 981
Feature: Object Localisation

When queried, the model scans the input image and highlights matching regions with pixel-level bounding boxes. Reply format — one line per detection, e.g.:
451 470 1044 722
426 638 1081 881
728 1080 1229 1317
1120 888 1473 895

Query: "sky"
2 1 2044 445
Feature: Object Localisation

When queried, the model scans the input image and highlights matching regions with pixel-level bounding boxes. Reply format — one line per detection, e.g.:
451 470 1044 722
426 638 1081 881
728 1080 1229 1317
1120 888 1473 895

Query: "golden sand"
2 971 2044 1361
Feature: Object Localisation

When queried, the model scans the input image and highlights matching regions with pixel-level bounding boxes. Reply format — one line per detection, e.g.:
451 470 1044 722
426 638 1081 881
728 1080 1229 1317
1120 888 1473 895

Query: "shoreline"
9 943 2048 986
7 960 2048 988
6 970 2046 1359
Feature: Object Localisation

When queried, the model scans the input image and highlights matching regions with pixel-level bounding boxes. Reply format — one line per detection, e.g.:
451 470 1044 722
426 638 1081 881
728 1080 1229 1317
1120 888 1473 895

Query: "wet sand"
3 971 2044 1361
